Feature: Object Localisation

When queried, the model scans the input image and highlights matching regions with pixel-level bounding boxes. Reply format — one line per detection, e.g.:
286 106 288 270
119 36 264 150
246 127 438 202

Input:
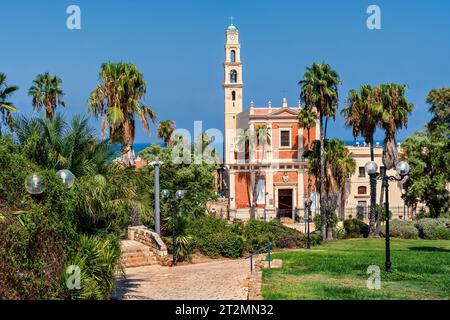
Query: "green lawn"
262 239 450 300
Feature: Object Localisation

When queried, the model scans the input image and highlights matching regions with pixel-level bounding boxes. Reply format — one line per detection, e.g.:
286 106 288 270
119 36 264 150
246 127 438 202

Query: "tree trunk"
368 140 376 236
375 181 384 236
319 116 327 240
122 117 135 167
383 135 398 170
339 183 346 220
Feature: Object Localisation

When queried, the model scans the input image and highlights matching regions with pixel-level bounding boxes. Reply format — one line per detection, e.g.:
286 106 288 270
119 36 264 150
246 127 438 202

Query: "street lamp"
162 189 187 267
365 160 410 272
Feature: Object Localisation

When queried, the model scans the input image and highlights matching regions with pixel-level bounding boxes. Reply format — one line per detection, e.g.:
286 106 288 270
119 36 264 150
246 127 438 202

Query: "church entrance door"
278 189 293 219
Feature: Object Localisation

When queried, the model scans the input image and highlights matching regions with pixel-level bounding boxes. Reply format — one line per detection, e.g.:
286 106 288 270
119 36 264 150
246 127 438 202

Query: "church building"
223 22 319 222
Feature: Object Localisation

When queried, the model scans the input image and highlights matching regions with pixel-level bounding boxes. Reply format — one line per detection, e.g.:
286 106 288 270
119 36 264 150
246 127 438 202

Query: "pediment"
268 108 299 117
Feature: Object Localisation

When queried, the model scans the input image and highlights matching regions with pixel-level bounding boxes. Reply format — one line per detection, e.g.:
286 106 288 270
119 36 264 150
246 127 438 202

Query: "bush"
433 226 450 240
415 218 448 240
62 234 121 300
0 137 122 299
313 212 338 231
381 220 419 239
300 231 323 246
243 220 304 251
343 219 369 238
187 216 244 258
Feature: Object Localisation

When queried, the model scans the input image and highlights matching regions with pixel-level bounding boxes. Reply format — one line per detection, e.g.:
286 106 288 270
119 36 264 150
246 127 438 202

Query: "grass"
262 239 450 300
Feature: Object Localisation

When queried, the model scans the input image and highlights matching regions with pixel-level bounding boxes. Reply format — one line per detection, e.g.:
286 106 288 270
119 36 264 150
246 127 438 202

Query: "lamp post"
162 189 186 267
365 160 410 272
149 158 164 235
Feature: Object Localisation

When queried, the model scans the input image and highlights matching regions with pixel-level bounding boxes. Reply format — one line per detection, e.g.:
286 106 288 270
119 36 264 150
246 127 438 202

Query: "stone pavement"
112 258 254 300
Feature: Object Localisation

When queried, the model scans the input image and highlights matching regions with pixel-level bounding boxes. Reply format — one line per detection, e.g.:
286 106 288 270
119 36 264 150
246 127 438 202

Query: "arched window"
358 186 367 195
230 50 236 62
230 70 237 83
232 91 236 101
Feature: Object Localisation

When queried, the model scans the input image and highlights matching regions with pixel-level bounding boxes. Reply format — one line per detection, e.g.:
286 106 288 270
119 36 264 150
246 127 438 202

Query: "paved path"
112 259 252 300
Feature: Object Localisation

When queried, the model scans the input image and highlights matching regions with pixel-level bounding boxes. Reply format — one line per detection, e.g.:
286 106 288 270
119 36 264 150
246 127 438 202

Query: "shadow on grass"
408 246 450 253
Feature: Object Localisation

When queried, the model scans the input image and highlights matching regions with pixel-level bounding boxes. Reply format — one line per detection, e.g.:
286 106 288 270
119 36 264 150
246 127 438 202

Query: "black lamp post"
304 198 312 249
365 160 410 272
162 189 186 267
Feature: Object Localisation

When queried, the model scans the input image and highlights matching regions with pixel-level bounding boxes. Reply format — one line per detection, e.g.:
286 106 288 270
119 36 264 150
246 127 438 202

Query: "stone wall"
127 226 168 264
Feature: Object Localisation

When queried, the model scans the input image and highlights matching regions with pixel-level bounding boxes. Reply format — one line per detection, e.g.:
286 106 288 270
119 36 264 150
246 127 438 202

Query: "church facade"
223 22 318 221
221 22 411 222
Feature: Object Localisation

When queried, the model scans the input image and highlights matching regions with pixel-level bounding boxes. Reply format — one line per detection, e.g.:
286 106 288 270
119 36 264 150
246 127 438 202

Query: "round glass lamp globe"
162 189 170 199
175 190 187 200
396 161 410 176
365 161 378 175
56 169 75 188
25 173 45 194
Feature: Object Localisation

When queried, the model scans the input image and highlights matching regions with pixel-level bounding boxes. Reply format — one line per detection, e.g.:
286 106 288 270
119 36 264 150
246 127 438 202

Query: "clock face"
229 35 235 40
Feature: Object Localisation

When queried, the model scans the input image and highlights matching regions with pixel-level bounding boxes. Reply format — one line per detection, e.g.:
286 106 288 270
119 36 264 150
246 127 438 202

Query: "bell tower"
224 18 243 164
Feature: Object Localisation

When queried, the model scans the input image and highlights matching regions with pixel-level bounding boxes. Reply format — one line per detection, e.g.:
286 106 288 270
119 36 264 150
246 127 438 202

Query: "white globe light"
162 189 170 199
25 173 45 194
396 161 410 176
175 190 187 200
56 169 75 189
365 161 378 175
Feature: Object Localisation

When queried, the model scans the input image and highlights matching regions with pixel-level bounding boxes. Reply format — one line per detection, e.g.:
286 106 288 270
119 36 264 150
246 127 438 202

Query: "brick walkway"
112 259 253 300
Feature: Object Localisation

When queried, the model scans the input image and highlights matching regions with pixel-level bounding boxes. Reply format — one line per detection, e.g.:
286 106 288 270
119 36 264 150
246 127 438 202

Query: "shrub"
243 220 304 251
415 218 447 239
0 208 67 299
62 234 121 300
313 212 338 231
187 216 244 258
343 219 369 238
433 226 450 240
300 231 323 246
381 220 419 239
214 231 244 259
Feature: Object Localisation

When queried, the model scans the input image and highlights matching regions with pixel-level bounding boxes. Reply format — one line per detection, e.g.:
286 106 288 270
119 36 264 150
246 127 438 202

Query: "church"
223 21 318 222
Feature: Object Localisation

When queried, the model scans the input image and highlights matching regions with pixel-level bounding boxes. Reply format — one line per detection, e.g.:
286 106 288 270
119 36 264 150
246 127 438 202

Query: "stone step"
120 240 159 268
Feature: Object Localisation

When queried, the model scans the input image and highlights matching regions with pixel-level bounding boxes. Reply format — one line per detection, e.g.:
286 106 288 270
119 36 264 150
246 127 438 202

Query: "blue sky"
1 0 449 145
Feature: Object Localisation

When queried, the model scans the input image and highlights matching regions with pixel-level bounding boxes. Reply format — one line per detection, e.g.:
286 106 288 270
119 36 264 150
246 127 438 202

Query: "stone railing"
127 226 168 264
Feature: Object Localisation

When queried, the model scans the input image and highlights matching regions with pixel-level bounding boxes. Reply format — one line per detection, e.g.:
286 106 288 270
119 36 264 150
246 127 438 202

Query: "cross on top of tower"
228 16 237 30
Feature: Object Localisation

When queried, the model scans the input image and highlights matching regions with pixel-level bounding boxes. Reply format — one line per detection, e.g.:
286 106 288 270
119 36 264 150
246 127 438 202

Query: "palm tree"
28 72 65 119
297 104 317 230
299 63 341 240
88 62 157 166
235 126 271 219
13 113 111 177
0 73 18 136
342 85 382 235
375 84 413 234
307 139 356 224
157 120 175 146
335 146 357 220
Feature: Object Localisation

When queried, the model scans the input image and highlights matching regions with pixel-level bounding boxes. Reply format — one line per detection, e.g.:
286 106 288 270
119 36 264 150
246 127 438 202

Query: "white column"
298 169 305 210
266 171 274 209
229 171 236 209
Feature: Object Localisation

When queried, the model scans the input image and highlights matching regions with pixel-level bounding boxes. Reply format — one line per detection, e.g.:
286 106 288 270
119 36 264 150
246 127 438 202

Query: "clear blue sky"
1 0 449 144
